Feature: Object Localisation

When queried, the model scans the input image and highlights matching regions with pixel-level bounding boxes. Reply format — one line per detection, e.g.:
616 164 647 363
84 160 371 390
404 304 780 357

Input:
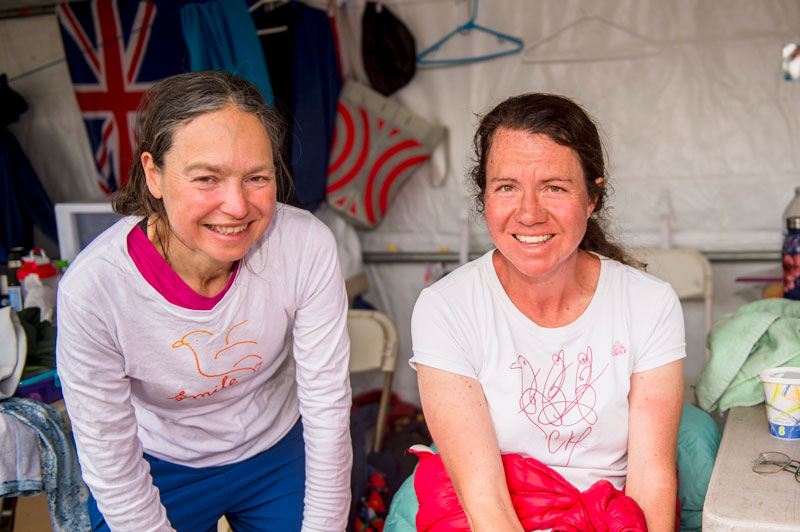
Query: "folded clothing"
0 397 90 531
0 411 41 497
0 306 27 399
697 298 800 413
410 446 648 532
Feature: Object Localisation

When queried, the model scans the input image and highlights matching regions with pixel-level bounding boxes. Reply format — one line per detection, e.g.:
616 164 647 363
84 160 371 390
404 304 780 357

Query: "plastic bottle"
6 248 23 312
783 217 800 299
16 249 60 322
783 186 800 236
0 265 8 307
17 248 59 297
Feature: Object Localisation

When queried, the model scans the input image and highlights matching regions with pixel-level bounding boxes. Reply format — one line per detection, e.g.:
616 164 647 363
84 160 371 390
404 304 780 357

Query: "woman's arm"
626 358 684 532
57 294 173 532
417 364 524 532
291 221 352 532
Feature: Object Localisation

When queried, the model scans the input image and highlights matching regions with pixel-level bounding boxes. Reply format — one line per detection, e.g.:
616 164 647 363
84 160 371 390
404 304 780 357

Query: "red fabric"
411 448 649 532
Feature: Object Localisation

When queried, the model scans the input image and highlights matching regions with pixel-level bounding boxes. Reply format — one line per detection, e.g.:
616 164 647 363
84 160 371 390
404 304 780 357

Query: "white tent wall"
1 1 797 404
332 0 799 403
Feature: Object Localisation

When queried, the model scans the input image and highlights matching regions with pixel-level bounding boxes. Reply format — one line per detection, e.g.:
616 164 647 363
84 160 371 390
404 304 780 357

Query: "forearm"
294 331 352 529
299 413 352 532
61 379 172 531
626 360 683 532
626 465 677 532
443 447 523 532
418 365 524 532
460 492 524 532
294 302 352 531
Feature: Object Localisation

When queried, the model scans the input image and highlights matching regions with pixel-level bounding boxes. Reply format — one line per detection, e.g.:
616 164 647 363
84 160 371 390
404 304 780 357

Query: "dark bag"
361 2 416 96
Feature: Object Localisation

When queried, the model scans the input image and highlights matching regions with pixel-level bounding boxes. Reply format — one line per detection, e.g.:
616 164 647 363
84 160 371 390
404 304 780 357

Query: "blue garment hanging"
253 1 341 211
181 0 274 105
416 0 523 66
0 73 57 264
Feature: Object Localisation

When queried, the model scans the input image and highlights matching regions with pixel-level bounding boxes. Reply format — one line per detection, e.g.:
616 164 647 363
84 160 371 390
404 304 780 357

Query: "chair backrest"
347 309 399 374
347 309 399 452
628 248 714 362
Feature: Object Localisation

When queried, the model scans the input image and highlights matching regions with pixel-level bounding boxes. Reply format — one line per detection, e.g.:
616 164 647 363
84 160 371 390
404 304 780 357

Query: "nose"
220 181 249 219
517 191 548 225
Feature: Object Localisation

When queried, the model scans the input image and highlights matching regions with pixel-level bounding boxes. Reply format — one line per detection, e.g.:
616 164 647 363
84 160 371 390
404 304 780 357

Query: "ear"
587 177 605 217
142 152 162 199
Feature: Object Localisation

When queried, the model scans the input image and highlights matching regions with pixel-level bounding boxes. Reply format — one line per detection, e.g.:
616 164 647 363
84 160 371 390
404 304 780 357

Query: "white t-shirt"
410 250 685 491
57 204 352 532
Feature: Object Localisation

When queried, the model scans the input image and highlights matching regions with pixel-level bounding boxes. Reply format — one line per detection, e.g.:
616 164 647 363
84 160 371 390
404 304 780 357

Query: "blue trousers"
88 420 305 532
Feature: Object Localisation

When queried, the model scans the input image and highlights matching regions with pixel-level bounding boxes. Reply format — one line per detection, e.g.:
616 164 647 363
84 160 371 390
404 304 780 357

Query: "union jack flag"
57 0 190 194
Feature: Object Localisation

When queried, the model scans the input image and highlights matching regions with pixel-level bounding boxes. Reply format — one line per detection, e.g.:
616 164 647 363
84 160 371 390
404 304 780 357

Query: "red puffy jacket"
411 447 649 532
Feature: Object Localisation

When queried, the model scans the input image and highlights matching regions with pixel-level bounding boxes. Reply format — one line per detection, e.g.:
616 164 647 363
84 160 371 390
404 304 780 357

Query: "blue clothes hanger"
416 0 524 66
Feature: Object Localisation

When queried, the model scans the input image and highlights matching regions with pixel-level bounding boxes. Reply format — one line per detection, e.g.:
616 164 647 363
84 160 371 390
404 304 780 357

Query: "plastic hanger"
249 0 289 14
416 0 523 66
250 0 289 35
521 15 662 63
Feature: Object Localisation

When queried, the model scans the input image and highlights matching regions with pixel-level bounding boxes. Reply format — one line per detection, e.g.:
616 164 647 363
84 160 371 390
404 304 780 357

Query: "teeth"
515 234 552 244
208 224 248 235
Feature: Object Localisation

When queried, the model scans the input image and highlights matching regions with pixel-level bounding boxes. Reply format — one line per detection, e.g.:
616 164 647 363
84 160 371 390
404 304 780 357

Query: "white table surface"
703 405 800 531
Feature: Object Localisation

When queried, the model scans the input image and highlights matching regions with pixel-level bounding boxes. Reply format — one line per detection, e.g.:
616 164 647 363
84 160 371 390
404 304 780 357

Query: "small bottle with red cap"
16 249 60 318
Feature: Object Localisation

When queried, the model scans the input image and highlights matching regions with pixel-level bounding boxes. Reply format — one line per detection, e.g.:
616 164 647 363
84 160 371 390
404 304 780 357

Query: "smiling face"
484 128 600 284
143 105 277 275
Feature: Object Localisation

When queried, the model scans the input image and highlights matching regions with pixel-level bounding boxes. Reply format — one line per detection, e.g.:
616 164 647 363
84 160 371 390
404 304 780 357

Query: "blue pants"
88 420 305 532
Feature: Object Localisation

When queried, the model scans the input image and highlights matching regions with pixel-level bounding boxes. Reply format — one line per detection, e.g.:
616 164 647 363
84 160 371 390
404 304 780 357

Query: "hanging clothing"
181 0 274 105
253 1 341 211
0 74 57 263
0 129 57 264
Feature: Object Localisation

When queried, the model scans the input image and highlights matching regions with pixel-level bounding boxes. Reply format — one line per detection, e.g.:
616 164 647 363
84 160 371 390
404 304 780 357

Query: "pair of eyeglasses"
752 452 800 482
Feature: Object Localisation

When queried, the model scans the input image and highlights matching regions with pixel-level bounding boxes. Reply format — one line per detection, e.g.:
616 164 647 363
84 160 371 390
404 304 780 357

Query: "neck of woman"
147 218 235 297
495 249 600 328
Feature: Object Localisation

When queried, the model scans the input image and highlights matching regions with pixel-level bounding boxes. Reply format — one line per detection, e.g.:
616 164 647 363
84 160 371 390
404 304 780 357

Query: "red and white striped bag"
325 79 447 228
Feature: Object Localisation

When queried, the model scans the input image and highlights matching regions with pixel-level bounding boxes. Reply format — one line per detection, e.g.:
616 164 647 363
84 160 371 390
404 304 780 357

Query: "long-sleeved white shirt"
57 204 352 532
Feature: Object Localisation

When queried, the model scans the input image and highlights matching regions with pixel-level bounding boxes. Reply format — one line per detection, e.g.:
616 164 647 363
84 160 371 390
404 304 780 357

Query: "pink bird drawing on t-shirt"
511 348 608 463
171 320 263 378
510 354 542 432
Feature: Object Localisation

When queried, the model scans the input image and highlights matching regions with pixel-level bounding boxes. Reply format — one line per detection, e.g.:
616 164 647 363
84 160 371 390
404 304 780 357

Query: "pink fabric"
126 224 237 310
411 448 648 532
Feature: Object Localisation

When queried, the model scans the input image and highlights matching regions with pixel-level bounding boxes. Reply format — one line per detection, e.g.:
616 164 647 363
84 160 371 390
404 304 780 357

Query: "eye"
247 174 273 185
548 185 563 192
192 176 215 183
498 184 514 192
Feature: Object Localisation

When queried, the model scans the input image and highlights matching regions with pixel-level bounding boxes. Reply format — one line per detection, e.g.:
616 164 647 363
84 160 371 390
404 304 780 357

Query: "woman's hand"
626 359 684 532
417 364 525 532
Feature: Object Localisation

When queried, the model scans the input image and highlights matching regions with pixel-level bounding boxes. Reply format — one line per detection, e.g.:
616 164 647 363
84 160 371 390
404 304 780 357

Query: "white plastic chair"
628 248 713 404
347 309 399 453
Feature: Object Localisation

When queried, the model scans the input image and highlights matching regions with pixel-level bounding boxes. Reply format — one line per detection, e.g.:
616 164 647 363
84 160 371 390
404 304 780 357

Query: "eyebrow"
487 176 577 184
540 176 577 184
184 162 276 175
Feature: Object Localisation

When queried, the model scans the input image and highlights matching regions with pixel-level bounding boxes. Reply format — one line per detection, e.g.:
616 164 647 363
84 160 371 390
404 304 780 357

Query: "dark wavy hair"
469 93 633 265
112 71 292 258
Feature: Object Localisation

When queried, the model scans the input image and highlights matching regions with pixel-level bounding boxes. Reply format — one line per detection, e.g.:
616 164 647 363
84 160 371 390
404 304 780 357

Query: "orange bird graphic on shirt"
171 320 263 377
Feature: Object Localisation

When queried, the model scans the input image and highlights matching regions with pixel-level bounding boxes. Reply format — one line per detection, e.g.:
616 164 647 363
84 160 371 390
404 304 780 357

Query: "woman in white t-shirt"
411 93 684 532
57 71 351 532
